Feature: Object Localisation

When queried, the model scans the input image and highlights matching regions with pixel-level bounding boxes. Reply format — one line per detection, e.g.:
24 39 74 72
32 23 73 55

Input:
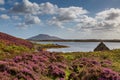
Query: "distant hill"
28 34 62 40
0 32 33 48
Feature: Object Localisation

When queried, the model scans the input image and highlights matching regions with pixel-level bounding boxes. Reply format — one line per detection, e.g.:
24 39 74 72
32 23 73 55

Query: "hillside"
28 34 62 40
0 49 120 80
0 32 120 80
0 32 33 48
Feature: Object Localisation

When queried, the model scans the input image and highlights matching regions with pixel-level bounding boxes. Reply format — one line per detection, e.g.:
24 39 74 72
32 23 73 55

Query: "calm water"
37 42 120 52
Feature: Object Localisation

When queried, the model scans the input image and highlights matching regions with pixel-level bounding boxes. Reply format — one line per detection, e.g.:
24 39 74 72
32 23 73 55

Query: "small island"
33 42 68 51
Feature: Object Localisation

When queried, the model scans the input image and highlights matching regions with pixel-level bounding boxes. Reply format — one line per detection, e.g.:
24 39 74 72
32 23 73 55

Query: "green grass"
59 49 120 72
0 42 34 60
1 41 120 79
34 43 68 49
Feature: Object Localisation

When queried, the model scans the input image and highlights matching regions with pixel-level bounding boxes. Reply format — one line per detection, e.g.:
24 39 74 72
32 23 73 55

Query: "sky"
0 0 120 39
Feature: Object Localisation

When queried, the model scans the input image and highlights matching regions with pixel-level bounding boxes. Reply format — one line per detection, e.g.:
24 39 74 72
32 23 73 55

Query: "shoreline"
29 39 120 42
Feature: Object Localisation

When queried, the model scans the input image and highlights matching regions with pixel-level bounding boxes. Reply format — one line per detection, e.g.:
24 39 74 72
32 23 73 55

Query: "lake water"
37 42 120 52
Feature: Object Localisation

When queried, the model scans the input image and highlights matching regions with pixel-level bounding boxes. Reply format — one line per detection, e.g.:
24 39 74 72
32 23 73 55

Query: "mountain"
0 32 33 48
28 34 62 40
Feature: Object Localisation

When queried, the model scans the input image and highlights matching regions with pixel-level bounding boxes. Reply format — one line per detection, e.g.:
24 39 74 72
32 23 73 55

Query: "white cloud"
10 0 87 20
0 0 4 5
25 15 41 24
94 8 120 32
96 8 120 20
75 15 97 31
10 0 40 14
0 14 10 19
72 8 120 33
10 0 56 28
10 0 57 15
39 2 58 14
17 15 41 28
48 6 88 28
9 0 120 34
58 6 88 21
11 0 88 28
48 16 64 28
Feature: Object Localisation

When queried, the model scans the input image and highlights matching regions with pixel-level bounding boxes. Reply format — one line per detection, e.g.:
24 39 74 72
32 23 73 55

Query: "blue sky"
0 0 120 39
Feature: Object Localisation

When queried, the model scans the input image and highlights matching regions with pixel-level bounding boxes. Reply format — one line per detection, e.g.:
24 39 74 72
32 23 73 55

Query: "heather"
60 50 120 71
0 49 120 80
0 32 120 80
0 32 33 49
0 51 67 80
0 42 120 80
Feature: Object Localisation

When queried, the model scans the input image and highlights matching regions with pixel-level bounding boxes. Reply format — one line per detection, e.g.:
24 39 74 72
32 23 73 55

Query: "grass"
58 49 120 72
0 41 67 60
33 43 68 49
1 41 120 79
0 42 34 60
33 42 120 75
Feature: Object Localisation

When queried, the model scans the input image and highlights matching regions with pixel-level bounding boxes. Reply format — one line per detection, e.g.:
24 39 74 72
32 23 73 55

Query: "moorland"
0 32 120 80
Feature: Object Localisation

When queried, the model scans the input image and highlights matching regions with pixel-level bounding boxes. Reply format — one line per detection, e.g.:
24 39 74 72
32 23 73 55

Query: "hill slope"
28 34 62 40
0 32 33 48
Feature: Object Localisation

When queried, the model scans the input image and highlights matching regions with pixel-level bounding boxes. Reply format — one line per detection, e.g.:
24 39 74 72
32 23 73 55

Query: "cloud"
25 15 41 24
75 15 97 32
96 8 120 20
58 7 88 21
9 0 120 34
94 8 120 32
10 0 57 15
0 0 4 5
48 6 88 28
11 16 21 20
48 16 64 28
10 0 88 28
10 0 40 14
39 2 58 15
67 28 75 32
16 15 41 29
17 23 27 28
0 14 10 19
10 0 56 28
10 0 87 19
71 8 120 33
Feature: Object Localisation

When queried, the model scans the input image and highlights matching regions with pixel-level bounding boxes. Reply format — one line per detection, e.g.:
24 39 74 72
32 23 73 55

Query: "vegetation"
0 32 33 49
0 43 120 80
0 32 120 80
58 49 120 80
35 39 120 42
34 43 68 49
0 51 67 80
60 50 120 70
0 41 34 60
